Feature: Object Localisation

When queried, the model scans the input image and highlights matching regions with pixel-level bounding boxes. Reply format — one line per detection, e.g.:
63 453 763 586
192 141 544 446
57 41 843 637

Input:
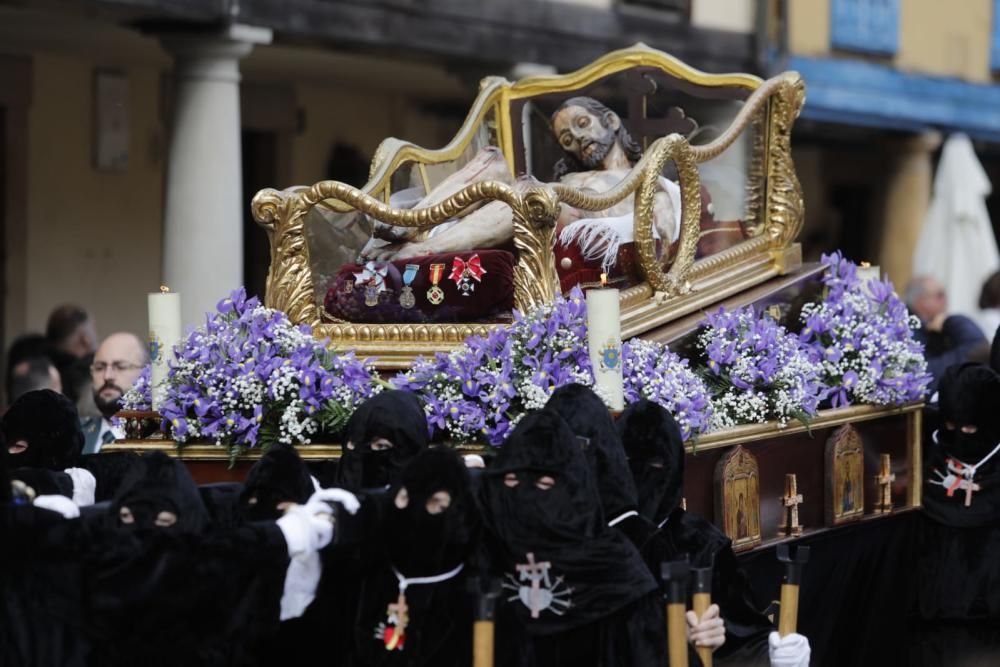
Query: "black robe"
478 409 666 667
617 399 772 666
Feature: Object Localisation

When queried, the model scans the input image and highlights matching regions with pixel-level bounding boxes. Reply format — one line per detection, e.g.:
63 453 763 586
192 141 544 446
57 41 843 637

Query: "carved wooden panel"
826 424 865 525
715 445 762 552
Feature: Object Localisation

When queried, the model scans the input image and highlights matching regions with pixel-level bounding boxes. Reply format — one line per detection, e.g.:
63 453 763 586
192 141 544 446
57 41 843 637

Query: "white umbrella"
913 133 999 333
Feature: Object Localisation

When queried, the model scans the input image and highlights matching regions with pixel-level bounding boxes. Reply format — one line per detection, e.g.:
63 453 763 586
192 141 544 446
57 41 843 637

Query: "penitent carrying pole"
691 565 714 667
469 576 501 667
776 544 810 637
662 560 691 667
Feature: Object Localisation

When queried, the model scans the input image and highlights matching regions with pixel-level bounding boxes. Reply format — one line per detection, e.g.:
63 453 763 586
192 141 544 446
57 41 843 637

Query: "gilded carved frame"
252 44 806 368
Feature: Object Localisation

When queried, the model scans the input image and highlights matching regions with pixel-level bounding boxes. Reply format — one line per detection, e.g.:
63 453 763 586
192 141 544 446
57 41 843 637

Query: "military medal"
427 263 446 305
353 261 388 308
400 264 419 309
449 254 486 296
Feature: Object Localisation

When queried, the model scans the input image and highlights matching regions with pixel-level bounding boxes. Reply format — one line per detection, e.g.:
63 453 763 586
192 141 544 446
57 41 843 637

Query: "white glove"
687 603 726 651
64 467 96 506
33 494 81 519
277 504 334 557
307 487 361 516
769 631 811 667
463 454 486 469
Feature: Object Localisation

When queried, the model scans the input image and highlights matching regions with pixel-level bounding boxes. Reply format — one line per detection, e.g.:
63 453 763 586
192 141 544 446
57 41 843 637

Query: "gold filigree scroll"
512 187 562 312
764 72 806 250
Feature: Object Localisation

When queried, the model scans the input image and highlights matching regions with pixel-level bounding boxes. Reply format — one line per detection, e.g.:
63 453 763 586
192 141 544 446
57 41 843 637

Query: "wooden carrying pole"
776 544 810 637
661 560 691 667
469 577 500 667
692 566 713 667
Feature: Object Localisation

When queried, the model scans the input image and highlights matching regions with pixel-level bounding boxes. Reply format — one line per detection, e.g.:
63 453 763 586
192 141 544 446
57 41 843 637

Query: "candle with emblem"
857 261 881 293
586 274 624 411
147 286 182 411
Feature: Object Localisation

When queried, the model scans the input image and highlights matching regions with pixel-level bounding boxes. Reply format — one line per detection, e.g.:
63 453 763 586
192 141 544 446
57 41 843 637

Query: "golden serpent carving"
632 136 701 294
764 73 806 249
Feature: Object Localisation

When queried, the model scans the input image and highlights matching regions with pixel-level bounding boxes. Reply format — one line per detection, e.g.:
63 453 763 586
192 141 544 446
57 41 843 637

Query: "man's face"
915 279 947 323
91 335 145 418
552 105 617 169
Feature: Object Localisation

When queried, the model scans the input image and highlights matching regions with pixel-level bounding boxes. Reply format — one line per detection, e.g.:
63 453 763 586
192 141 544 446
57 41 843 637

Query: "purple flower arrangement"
120 364 152 411
394 287 594 445
158 288 382 453
622 338 712 440
798 252 930 407
697 305 824 430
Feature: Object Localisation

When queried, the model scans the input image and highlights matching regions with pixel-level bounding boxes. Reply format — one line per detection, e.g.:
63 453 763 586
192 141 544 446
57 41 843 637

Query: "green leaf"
790 408 813 436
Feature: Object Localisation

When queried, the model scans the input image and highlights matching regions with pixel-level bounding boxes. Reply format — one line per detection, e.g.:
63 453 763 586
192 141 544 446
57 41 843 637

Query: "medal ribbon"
449 254 486 284
353 261 389 293
402 264 419 287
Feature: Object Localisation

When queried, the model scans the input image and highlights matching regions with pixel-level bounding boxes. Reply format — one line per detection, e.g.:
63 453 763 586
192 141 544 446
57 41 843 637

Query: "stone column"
879 131 941 290
161 24 272 328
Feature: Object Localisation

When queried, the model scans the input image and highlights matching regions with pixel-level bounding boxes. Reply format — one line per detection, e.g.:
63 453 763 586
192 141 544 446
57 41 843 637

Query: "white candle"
586 276 625 411
148 287 182 411
857 262 881 295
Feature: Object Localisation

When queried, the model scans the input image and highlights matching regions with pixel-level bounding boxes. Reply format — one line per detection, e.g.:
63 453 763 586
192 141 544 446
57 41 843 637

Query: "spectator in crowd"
4 334 53 406
905 275 987 392
45 305 99 412
81 333 149 454
978 269 1000 343
6 357 61 406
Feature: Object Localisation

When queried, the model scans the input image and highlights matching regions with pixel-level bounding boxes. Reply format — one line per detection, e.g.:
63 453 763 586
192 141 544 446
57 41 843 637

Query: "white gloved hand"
33 494 81 519
463 454 486 469
277 504 334 557
769 631 811 667
307 487 361 516
64 467 97 506
687 603 726 651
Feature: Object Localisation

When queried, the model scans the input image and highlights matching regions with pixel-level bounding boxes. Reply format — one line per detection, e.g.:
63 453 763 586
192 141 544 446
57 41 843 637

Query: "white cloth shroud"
558 176 683 273
914 134 1000 331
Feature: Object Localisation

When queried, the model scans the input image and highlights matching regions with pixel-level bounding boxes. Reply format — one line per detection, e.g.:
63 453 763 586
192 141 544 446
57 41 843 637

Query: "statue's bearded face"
552 105 618 168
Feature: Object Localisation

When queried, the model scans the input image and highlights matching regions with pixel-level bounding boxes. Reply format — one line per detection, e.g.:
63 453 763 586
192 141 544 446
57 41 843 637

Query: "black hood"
937 363 1000 463
616 399 686 525
383 446 476 577
11 467 74 498
334 390 428 491
545 383 639 522
110 451 209 537
478 409 656 634
0 428 9 503
2 389 84 470
240 443 314 521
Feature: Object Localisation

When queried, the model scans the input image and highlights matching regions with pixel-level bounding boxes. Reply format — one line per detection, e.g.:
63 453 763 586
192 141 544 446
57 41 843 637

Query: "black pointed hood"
545 383 639 522
111 451 209 536
2 389 84 470
616 399 686 525
478 409 657 634
334 390 428 491
937 363 1000 463
240 443 314 521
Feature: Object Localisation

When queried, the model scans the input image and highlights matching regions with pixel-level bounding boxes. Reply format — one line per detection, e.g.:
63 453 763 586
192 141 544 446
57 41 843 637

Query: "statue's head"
551 97 643 177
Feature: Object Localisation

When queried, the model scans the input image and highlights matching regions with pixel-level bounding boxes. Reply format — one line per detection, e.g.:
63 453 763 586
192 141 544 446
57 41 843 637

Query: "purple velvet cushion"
324 250 515 324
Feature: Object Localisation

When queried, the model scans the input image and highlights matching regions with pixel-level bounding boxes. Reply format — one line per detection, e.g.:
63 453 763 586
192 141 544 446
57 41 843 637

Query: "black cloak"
241 442 315 521
77 451 143 502
478 409 665 667
333 390 429 491
914 362 1000 633
83 451 290 667
2 389 84 469
617 399 772 666
351 446 476 666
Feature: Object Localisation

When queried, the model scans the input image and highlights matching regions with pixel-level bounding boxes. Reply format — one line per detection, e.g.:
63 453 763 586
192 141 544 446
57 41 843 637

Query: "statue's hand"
371 219 417 243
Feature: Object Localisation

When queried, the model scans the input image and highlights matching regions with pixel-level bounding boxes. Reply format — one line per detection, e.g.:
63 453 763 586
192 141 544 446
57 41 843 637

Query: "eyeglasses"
91 361 144 374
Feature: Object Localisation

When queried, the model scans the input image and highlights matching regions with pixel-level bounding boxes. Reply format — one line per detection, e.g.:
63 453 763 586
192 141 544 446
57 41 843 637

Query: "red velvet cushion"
324 250 515 324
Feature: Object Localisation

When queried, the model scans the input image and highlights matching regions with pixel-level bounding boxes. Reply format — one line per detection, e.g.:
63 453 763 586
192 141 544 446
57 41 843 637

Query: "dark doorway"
241 129 277 302
829 183 873 265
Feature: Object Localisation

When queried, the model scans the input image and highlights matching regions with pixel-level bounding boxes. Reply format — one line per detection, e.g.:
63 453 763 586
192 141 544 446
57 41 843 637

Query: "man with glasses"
81 332 149 454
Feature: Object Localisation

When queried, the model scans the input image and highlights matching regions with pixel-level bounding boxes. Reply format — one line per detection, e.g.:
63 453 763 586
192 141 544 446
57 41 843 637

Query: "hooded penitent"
924 362 1000 528
333 390 428 491
616 398 685 527
478 410 657 640
353 447 476 666
545 384 640 524
617 400 773 665
2 390 84 470
240 443 315 522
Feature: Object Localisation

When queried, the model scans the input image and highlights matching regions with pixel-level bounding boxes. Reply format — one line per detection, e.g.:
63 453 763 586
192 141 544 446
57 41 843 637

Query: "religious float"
110 44 927 562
